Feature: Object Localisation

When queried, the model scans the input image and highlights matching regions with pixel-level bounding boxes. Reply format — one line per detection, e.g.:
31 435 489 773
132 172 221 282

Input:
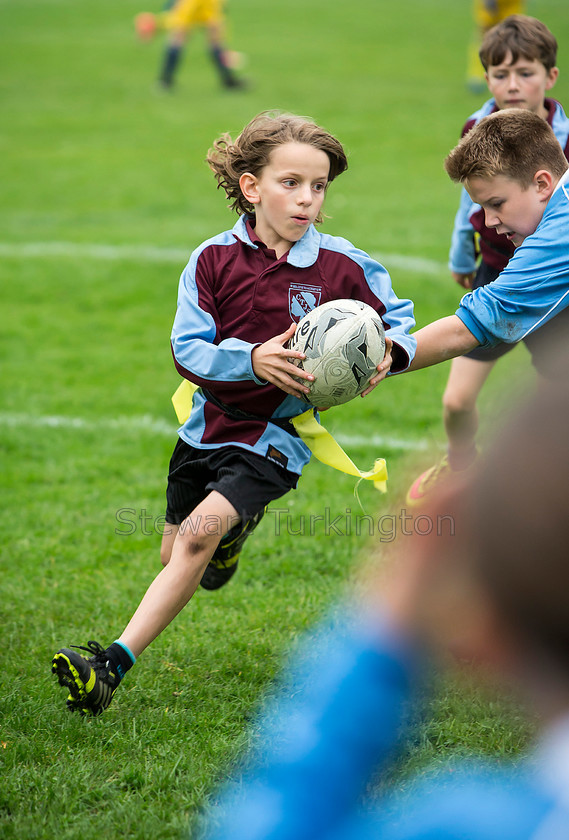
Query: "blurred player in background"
407 16 569 505
135 0 246 90
467 0 526 91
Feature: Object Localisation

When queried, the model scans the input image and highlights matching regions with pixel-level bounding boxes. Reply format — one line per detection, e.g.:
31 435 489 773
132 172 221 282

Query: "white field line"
0 240 436 453
0 241 447 275
0 242 191 264
0 411 429 451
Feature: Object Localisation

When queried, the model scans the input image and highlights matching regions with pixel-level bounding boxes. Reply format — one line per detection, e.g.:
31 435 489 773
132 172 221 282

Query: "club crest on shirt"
289 284 322 322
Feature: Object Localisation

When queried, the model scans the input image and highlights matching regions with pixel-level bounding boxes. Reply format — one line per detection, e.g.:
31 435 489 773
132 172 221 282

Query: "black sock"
160 45 183 86
105 642 135 682
209 45 237 86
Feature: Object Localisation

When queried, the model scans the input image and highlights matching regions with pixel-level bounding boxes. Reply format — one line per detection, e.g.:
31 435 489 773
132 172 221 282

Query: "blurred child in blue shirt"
196 106 569 840
198 339 569 840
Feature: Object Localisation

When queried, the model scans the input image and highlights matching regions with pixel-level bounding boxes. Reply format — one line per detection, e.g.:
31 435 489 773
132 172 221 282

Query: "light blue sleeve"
171 244 265 386
366 259 417 368
198 611 417 840
322 235 417 369
448 187 478 275
194 608 557 840
447 100 499 276
337 768 553 840
361 253 417 369
551 100 569 151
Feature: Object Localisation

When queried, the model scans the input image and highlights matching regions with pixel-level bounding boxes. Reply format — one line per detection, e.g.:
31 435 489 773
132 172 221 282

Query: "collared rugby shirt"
457 170 569 370
171 217 416 474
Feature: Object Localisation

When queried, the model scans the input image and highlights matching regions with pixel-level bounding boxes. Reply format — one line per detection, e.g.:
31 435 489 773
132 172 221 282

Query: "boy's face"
465 172 554 248
239 142 330 258
486 51 558 118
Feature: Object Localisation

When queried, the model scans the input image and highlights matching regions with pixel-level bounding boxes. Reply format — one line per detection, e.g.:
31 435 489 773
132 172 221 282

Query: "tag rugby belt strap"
200 387 300 437
172 379 388 493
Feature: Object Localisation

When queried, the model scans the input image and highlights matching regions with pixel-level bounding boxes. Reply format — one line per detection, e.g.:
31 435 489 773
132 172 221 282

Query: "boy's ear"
239 172 260 205
534 169 556 201
545 66 559 90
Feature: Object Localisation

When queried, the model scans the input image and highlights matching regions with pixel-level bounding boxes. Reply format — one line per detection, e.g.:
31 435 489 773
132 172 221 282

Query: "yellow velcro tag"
172 379 198 424
171 380 387 492
291 409 388 493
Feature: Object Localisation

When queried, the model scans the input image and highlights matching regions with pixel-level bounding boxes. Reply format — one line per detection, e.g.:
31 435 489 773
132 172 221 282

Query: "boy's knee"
160 524 178 567
160 543 172 567
443 386 477 415
176 529 220 560
184 537 209 556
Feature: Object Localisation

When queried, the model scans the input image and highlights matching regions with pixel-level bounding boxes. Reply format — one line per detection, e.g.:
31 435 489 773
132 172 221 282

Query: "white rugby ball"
289 299 386 408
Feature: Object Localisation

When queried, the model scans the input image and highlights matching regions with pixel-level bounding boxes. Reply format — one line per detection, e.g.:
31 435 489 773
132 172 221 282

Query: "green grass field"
2 0 568 836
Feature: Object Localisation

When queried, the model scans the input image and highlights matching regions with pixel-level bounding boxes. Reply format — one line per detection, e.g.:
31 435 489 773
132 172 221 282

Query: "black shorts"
165 439 299 526
465 261 515 362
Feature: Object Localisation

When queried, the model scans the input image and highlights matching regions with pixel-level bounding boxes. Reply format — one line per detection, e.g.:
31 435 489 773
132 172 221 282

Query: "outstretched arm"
408 315 479 371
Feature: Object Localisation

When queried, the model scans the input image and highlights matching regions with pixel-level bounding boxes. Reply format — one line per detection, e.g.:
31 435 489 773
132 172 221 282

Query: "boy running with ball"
408 15 569 504
51 112 415 717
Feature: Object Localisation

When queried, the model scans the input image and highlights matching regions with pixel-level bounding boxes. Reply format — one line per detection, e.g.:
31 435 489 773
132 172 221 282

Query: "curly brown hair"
207 111 348 220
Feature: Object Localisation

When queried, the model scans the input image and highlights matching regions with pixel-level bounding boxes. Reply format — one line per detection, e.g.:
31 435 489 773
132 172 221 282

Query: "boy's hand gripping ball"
288 299 386 409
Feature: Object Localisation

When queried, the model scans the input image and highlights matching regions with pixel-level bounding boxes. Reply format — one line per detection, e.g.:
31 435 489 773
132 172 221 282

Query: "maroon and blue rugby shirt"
170 217 416 475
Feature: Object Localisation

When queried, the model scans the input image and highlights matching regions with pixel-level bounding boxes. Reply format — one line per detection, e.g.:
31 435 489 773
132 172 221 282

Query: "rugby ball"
289 299 386 408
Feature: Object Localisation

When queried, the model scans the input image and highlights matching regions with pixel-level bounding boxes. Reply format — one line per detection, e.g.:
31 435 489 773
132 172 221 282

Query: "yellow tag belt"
172 379 387 493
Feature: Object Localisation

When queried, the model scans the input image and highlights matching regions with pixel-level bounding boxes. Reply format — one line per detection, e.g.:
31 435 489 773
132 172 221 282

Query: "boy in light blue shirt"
409 15 569 505
406 109 569 374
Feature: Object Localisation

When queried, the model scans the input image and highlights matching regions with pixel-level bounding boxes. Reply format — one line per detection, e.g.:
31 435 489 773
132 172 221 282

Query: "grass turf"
2 0 568 836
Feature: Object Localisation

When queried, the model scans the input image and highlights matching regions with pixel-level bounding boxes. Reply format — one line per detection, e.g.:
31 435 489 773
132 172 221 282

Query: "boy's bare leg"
160 522 179 567
407 355 494 504
442 355 495 468
51 492 239 715
118 491 239 657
